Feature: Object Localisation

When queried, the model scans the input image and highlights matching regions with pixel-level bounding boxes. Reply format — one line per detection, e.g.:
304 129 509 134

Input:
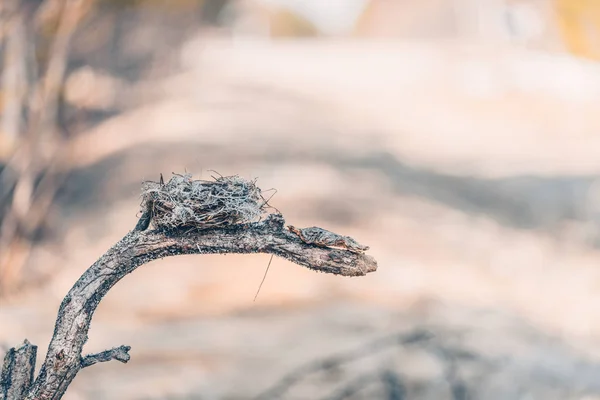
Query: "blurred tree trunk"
0 0 232 297
0 0 93 296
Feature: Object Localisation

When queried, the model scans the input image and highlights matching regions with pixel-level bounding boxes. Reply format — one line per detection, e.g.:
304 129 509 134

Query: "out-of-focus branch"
254 329 482 400
0 0 94 295
254 331 431 400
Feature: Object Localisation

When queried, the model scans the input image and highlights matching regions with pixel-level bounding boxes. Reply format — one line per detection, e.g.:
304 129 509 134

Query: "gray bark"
0 340 37 400
1 213 377 399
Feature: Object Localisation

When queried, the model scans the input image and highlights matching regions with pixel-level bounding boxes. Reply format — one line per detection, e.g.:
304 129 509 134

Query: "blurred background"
3 0 600 398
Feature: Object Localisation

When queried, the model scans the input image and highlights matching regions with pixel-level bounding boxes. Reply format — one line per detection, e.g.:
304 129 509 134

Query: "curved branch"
23 213 377 399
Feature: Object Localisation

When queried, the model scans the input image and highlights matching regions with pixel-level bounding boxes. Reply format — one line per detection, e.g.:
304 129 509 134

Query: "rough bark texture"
80 345 131 369
0 213 377 399
0 340 37 400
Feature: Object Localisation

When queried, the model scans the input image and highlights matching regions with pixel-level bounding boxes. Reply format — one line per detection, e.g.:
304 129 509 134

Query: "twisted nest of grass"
140 173 271 231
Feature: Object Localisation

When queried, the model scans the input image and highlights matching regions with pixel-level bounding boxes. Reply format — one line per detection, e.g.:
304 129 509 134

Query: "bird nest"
140 173 271 231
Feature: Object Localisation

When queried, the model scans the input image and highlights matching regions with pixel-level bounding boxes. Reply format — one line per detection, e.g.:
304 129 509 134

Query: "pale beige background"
3 1 600 399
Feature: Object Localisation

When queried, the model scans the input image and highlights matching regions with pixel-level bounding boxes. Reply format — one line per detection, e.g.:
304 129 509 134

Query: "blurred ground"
3 1 600 399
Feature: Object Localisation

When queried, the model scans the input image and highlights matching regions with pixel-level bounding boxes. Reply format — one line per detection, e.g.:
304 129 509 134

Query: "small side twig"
81 345 131 368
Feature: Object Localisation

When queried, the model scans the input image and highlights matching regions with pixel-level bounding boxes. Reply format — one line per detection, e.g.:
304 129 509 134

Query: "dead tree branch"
80 345 131 369
0 340 37 400
0 174 377 399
